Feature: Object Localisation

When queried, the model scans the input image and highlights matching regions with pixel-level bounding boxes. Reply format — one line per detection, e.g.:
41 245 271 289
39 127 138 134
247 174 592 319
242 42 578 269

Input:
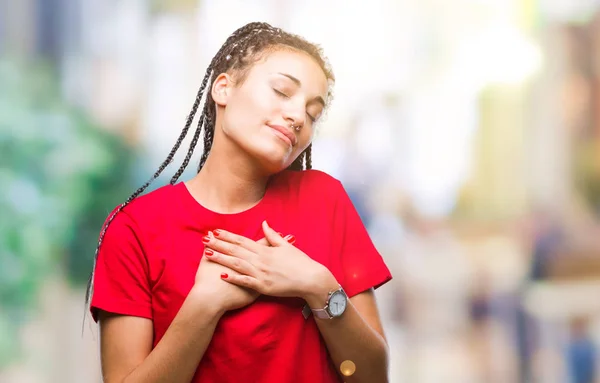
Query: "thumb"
257 232 290 247
256 237 270 246
262 220 287 247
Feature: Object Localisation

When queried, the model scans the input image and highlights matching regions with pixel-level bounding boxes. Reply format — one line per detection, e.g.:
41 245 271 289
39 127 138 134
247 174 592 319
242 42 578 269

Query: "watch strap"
312 307 333 319
302 304 311 319
301 285 345 320
302 304 333 319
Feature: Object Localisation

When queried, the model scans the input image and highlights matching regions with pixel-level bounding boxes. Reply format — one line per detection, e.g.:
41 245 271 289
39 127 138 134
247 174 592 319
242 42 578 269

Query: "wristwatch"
302 285 348 320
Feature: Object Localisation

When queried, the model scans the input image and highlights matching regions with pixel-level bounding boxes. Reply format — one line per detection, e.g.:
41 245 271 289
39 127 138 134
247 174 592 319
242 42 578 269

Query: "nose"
282 103 305 130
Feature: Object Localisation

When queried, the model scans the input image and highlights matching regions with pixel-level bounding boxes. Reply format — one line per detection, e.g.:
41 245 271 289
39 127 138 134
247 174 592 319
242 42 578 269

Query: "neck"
186 134 270 214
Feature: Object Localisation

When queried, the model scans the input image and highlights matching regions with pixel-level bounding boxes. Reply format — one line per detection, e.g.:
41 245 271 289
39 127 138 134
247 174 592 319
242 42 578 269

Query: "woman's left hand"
202 221 332 299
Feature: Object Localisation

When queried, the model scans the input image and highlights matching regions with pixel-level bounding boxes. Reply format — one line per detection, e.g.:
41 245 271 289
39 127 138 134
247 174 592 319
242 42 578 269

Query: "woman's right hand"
192 232 277 313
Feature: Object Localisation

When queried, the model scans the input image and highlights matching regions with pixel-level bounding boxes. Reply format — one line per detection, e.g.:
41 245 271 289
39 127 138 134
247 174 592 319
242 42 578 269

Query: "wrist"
187 285 226 319
302 267 340 309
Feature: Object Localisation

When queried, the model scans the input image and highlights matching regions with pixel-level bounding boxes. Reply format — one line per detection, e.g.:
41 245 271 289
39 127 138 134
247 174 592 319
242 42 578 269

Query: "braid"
83 64 213 316
286 144 312 171
84 21 334 325
83 166 171 331
84 108 195 314
170 114 205 184
198 97 216 171
304 144 312 170
171 99 211 184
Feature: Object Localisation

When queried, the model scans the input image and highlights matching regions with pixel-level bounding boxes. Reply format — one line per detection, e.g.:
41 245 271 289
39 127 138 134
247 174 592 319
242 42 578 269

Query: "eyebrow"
276 72 325 107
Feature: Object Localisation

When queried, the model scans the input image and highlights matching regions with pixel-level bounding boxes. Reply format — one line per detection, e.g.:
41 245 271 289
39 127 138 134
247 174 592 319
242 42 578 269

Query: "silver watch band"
311 308 333 319
301 285 346 320
302 303 333 319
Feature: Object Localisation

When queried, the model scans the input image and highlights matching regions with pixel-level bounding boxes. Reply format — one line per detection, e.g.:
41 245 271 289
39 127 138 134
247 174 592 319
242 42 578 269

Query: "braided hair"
84 22 335 317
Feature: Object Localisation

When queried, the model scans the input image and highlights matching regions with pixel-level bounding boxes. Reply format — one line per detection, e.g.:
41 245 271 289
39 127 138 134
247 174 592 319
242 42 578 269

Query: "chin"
257 153 293 174
252 146 296 174
238 135 297 173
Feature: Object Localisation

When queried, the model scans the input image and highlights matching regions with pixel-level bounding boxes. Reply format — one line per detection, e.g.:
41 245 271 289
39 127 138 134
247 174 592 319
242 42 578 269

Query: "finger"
262 220 292 247
283 234 296 245
213 229 261 252
204 248 258 277
221 272 262 292
257 232 286 246
214 269 257 293
203 233 255 260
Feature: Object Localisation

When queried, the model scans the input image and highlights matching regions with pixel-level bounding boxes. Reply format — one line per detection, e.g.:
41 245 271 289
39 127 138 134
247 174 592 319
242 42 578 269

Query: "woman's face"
212 49 329 173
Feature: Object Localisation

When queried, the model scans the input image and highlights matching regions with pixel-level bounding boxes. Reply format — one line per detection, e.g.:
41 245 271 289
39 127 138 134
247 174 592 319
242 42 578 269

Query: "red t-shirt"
91 169 392 383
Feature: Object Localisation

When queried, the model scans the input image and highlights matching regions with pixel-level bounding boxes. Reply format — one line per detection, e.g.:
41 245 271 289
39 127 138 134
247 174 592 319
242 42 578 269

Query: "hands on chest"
192 220 332 313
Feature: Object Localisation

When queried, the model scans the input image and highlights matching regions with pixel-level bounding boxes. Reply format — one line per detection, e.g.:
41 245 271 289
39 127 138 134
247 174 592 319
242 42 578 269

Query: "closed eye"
273 88 289 98
274 88 317 123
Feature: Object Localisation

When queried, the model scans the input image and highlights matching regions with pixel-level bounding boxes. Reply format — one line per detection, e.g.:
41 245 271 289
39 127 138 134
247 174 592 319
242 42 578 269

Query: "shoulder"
272 169 344 197
104 183 180 233
124 183 178 214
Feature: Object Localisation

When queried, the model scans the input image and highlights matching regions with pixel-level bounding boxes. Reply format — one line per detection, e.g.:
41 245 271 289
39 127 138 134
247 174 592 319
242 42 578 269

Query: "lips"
267 124 298 146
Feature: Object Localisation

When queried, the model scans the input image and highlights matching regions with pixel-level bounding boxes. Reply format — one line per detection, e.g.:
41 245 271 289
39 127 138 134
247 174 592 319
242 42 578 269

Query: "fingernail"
220 273 228 279
214 229 222 237
202 236 211 244
278 232 283 237
205 249 214 256
286 235 296 244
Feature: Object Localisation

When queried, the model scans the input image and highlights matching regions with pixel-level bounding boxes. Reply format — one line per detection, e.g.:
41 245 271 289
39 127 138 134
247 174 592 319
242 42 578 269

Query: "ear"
211 73 234 106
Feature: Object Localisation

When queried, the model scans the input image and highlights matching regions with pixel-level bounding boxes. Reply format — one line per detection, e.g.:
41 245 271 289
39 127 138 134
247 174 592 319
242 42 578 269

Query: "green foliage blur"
0 59 137 366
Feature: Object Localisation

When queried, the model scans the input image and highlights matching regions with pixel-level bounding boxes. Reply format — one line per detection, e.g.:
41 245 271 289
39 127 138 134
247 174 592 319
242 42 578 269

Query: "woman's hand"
193 233 281 313
202 221 332 300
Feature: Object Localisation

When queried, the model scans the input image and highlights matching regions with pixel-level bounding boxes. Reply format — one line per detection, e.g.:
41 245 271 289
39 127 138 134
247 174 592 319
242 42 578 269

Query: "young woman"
88 22 392 383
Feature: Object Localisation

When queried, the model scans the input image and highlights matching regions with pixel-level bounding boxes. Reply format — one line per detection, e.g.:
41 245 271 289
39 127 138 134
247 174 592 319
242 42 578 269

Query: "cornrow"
84 22 334 324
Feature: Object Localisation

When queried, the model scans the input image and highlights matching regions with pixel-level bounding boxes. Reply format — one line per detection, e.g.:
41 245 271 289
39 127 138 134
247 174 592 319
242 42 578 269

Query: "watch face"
328 290 347 317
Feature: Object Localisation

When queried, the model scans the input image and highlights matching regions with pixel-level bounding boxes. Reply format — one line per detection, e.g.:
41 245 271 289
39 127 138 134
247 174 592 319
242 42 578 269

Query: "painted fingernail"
205 249 214 256
214 229 222 237
202 236 211 244
286 235 296 244
220 273 228 279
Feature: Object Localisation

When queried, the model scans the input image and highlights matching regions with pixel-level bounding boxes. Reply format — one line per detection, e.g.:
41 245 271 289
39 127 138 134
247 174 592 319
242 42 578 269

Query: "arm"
99 287 224 383
93 212 274 383
202 221 391 382
304 272 389 383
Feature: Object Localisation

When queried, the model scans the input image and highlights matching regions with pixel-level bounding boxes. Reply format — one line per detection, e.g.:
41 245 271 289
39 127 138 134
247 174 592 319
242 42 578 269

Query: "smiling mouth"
267 124 297 146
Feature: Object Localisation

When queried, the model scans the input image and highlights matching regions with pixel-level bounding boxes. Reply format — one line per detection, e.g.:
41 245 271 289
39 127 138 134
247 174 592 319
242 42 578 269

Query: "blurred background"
2 0 600 382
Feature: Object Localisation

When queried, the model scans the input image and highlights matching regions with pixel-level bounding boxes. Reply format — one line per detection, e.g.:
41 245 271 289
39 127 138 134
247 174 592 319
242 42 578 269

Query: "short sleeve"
90 209 152 322
332 180 392 298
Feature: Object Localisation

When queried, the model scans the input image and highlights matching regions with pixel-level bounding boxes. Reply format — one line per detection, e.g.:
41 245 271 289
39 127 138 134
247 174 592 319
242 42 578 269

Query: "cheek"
222 103 256 136
229 92 278 128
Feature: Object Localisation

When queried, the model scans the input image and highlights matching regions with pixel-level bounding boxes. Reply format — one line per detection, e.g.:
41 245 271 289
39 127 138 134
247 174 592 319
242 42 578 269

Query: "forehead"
248 49 329 96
